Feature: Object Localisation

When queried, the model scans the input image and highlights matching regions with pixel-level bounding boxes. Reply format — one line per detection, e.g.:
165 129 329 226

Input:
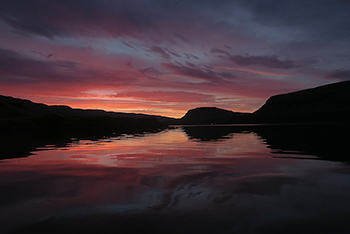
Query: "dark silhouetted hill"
0 95 174 122
175 81 350 125
253 80 350 123
177 107 251 125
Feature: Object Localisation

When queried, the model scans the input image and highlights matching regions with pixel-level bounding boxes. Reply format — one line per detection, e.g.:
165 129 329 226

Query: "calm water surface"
1 125 350 233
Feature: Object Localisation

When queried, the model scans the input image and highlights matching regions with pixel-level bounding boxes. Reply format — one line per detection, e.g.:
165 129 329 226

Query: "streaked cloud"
230 55 298 69
210 48 230 56
0 0 349 117
326 69 350 81
147 46 171 60
162 62 235 83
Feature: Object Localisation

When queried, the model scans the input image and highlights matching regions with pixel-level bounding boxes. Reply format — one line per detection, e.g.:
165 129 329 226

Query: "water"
1 125 350 233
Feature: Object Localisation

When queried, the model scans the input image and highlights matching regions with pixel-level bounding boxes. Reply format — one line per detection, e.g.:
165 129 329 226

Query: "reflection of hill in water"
254 124 350 161
2 124 350 162
0 118 163 160
183 125 250 141
183 124 350 161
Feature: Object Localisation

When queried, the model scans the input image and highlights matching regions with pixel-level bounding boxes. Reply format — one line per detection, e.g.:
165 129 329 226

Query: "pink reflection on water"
1 129 270 169
1 128 348 233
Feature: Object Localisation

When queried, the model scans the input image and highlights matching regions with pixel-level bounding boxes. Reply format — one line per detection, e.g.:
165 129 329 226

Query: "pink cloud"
325 69 350 81
147 46 171 60
1 0 346 118
113 90 214 103
162 62 236 84
230 55 298 69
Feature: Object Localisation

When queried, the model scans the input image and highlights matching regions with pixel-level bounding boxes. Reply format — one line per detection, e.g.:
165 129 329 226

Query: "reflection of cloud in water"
1 126 350 233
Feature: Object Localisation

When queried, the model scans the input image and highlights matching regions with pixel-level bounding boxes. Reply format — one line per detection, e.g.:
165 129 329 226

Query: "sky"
1 0 350 118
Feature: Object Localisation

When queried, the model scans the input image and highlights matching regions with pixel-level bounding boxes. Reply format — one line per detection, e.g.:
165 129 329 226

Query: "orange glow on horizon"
37 99 256 118
2 89 259 118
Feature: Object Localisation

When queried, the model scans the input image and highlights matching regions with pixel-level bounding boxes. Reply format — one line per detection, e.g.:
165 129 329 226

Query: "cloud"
185 62 196 67
1 0 349 47
139 67 162 75
1 0 349 117
0 0 157 39
0 48 55 81
184 53 200 60
230 55 297 69
147 46 171 60
219 72 237 79
0 48 133 86
163 63 217 81
235 0 350 41
0 0 234 44
162 62 235 83
120 41 139 51
209 48 230 56
325 69 350 81
164 49 182 58
113 90 214 103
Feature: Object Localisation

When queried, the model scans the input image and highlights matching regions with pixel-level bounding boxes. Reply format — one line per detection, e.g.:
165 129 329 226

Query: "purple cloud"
0 48 55 81
1 0 350 116
148 46 171 60
139 67 162 75
164 49 182 58
0 48 131 85
0 0 157 39
210 48 230 56
162 62 235 82
326 69 350 81
184 53 199 60
230 55 297 69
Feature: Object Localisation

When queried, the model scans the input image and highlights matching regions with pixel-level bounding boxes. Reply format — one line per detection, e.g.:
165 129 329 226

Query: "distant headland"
177 80 350 125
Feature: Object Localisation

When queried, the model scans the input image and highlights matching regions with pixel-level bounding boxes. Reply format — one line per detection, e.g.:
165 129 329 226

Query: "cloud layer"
1 0 350 117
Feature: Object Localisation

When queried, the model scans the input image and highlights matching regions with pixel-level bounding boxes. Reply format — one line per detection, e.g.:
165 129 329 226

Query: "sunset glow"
1 1 350 118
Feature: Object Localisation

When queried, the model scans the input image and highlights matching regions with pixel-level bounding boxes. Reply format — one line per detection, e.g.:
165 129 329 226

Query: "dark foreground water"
1 124 350 234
